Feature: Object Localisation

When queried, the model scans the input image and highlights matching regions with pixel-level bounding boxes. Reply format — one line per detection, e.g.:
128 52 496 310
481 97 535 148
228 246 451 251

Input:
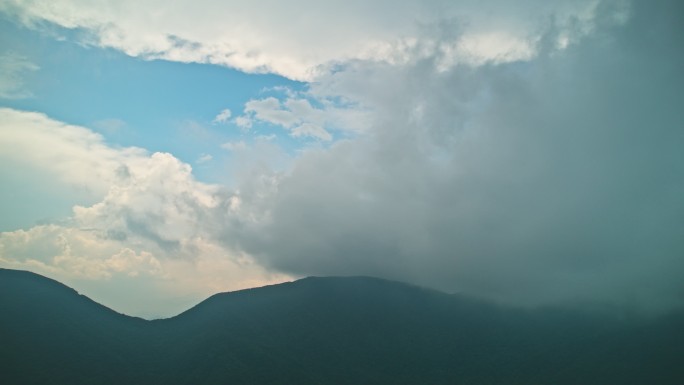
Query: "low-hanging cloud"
229 0 684 312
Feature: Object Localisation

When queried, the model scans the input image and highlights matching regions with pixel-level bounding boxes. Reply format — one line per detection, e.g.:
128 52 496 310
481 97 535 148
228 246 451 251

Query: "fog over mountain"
231 0 684 312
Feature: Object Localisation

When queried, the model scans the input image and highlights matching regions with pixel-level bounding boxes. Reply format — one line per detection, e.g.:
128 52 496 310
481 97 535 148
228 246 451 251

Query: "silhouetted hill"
0 269 148 384
1 268 683 384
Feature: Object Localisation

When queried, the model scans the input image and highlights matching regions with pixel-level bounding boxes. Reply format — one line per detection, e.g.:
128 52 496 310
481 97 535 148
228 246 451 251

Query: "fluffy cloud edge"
0 108 293 318
0 0 623 80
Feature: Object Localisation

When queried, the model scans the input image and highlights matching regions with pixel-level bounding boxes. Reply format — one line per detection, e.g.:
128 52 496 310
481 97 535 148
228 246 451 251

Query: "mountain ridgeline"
1 268 682 384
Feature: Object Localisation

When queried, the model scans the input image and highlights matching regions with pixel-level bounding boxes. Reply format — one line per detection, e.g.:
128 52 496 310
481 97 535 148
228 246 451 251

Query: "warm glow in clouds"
0 109 290 317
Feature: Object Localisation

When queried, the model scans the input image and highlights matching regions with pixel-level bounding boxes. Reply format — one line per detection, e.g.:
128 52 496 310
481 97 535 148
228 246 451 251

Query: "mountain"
1 268 683 384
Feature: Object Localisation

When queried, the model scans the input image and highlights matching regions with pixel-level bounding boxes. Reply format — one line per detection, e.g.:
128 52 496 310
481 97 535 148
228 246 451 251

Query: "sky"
0 0 682 318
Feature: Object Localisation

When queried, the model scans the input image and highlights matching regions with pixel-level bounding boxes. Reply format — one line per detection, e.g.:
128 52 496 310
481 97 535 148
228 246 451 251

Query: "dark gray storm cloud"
231 0 684 312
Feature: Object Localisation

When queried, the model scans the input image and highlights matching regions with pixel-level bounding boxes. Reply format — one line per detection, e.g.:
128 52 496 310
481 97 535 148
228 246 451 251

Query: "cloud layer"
1 0 614 80
229 0 684 312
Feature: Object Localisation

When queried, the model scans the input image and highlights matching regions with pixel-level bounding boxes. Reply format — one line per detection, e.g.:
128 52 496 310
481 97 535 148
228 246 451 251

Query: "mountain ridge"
1 268 683 384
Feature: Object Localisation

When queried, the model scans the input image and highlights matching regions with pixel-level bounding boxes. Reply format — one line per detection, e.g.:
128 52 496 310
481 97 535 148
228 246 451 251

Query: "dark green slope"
1 269 683 384
0 269 150 384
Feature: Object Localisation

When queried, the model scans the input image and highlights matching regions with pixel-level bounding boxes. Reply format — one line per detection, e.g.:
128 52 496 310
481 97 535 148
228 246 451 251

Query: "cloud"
69 151 220 251
196 153 213 164
0 108 144 195
243 97 299 127
237 96 332 141
212 108 232 124
2 0 683 317
291 123 332 142
0 223 289 318
0 225 163 280
0 0 619 80
236 92 370 141
0 52 38 99
227 0 684 313
234 115 253 130
92 118 127 134
221 140 249 151
0 108 291 317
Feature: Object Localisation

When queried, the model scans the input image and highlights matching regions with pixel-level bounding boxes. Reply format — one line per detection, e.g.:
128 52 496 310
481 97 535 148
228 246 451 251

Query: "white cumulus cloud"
0 108 292 317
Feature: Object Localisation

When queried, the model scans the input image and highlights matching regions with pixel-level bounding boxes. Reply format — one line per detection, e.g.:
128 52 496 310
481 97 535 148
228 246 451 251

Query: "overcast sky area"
0 0 682 318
